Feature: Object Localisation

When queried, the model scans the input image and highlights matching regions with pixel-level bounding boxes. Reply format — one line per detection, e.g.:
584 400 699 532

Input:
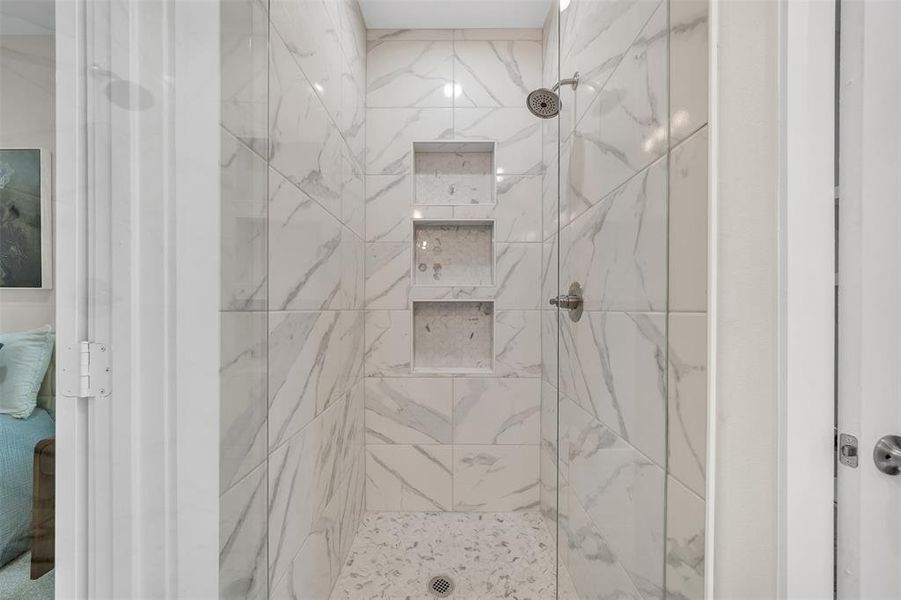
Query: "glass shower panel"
554 0 710 598
219 0 269 597
554 0 709 598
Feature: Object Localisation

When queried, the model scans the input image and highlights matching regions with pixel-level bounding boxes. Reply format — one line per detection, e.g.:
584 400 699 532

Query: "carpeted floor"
0 552 53 600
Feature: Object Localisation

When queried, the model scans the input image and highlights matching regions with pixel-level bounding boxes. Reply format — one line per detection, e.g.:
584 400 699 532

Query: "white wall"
0 34 55 333
710 0 781 596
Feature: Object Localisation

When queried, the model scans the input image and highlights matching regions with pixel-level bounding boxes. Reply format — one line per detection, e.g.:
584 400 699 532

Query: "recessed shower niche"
413 141 496 205
413 220 494 286
412 300 494 373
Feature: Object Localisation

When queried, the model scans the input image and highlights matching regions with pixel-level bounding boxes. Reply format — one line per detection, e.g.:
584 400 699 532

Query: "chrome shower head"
526 88 561 119
526 72 580 119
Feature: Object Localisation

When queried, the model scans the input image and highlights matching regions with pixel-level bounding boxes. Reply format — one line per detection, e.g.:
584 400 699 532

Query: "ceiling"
358 0 554 30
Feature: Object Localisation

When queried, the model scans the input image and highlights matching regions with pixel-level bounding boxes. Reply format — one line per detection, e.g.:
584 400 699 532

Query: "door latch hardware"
873 434 901 476
838 433 859 468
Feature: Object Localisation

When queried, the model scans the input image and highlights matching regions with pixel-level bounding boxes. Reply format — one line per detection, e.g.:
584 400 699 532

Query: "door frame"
777 0 835 597
707 0 837 596
54 0 222 597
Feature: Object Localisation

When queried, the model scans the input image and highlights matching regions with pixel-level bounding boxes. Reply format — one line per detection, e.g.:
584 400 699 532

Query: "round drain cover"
428 574 454 597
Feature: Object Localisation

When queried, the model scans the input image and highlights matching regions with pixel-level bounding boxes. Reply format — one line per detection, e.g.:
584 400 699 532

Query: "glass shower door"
554 0 709 598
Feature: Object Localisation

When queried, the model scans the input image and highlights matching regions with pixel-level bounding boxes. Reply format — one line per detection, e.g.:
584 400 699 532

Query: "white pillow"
0 325 55 419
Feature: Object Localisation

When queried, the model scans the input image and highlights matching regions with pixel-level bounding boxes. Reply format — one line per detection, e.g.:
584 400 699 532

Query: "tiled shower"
219 0 708 598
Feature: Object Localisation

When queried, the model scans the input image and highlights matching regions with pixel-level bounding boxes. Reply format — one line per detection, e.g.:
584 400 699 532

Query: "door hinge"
61 342 111 398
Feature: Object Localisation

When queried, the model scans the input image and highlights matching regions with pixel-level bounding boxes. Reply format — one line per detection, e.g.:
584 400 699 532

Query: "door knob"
873 434 901 475
549 282 583 322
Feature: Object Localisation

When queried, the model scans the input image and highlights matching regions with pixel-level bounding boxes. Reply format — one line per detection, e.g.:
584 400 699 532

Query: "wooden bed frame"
31 438 54 579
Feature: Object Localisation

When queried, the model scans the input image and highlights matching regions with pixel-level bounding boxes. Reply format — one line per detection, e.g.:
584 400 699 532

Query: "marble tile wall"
541 1 710 599
364 29 544 513
220 1 368 599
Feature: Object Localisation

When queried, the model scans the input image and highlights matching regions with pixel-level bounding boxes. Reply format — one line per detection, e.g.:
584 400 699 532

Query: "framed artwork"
0 148 52 288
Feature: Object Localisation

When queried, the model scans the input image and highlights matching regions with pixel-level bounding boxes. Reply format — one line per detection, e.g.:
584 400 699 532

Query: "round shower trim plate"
428 574 455 597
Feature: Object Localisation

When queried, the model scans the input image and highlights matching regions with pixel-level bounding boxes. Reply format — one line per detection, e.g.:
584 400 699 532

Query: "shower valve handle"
549 282 584 322
549 295 580 310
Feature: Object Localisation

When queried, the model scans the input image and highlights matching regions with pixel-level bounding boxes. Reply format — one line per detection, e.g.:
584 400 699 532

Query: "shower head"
525 72 580 119
526 88 561 119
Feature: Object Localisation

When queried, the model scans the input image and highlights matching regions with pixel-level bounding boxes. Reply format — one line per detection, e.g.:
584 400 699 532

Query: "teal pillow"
0 326 54 419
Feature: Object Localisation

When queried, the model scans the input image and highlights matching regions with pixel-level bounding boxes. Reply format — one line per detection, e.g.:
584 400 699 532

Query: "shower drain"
428 574 455 597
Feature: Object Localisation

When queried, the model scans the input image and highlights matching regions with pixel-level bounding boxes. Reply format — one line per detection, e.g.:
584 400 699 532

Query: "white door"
836 1 901 598
54 0 221 597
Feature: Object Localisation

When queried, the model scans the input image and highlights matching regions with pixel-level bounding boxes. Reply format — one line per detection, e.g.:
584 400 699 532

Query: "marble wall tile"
562 158 667 312
342 234 366 312
366 40 454 107
365 377 453 444
541 309 559 389
365 174 414 242
541 235 558 313
494 243 541 309
669 127 708 313
365 242 411 309
367 29 455 41
665 476 706 600
495 310 542 377
366 445 454 511
366 174 540 244
339 380 366 466
542 7 559 89
220 462 268 600
221 311 268 493
670 0 709 145
456 174 542 242
269 32 343 217
455 29 543 41
453 445 540 511
341 146 365 238
562 397 665 597
559 311 666 466
270 0 343 123
334 0 368 63
268 170 344 311
540 380 559 456
366 108 454 175
668 313 707 498
454 108 542 175
270 455 365 600
268 310 361 450
454 41 541 108
559 0 662 132
542 149 560 241
453 378 541 444
339 53 366 165
539 443 558 542
564 486 643 600
221 129 268 312
567 3 668 208
221 0 268 154
268 397 350 588
364 310 412 376
338 449 367 559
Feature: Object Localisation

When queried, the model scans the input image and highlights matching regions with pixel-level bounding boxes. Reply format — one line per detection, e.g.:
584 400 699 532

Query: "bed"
0 408 54 569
